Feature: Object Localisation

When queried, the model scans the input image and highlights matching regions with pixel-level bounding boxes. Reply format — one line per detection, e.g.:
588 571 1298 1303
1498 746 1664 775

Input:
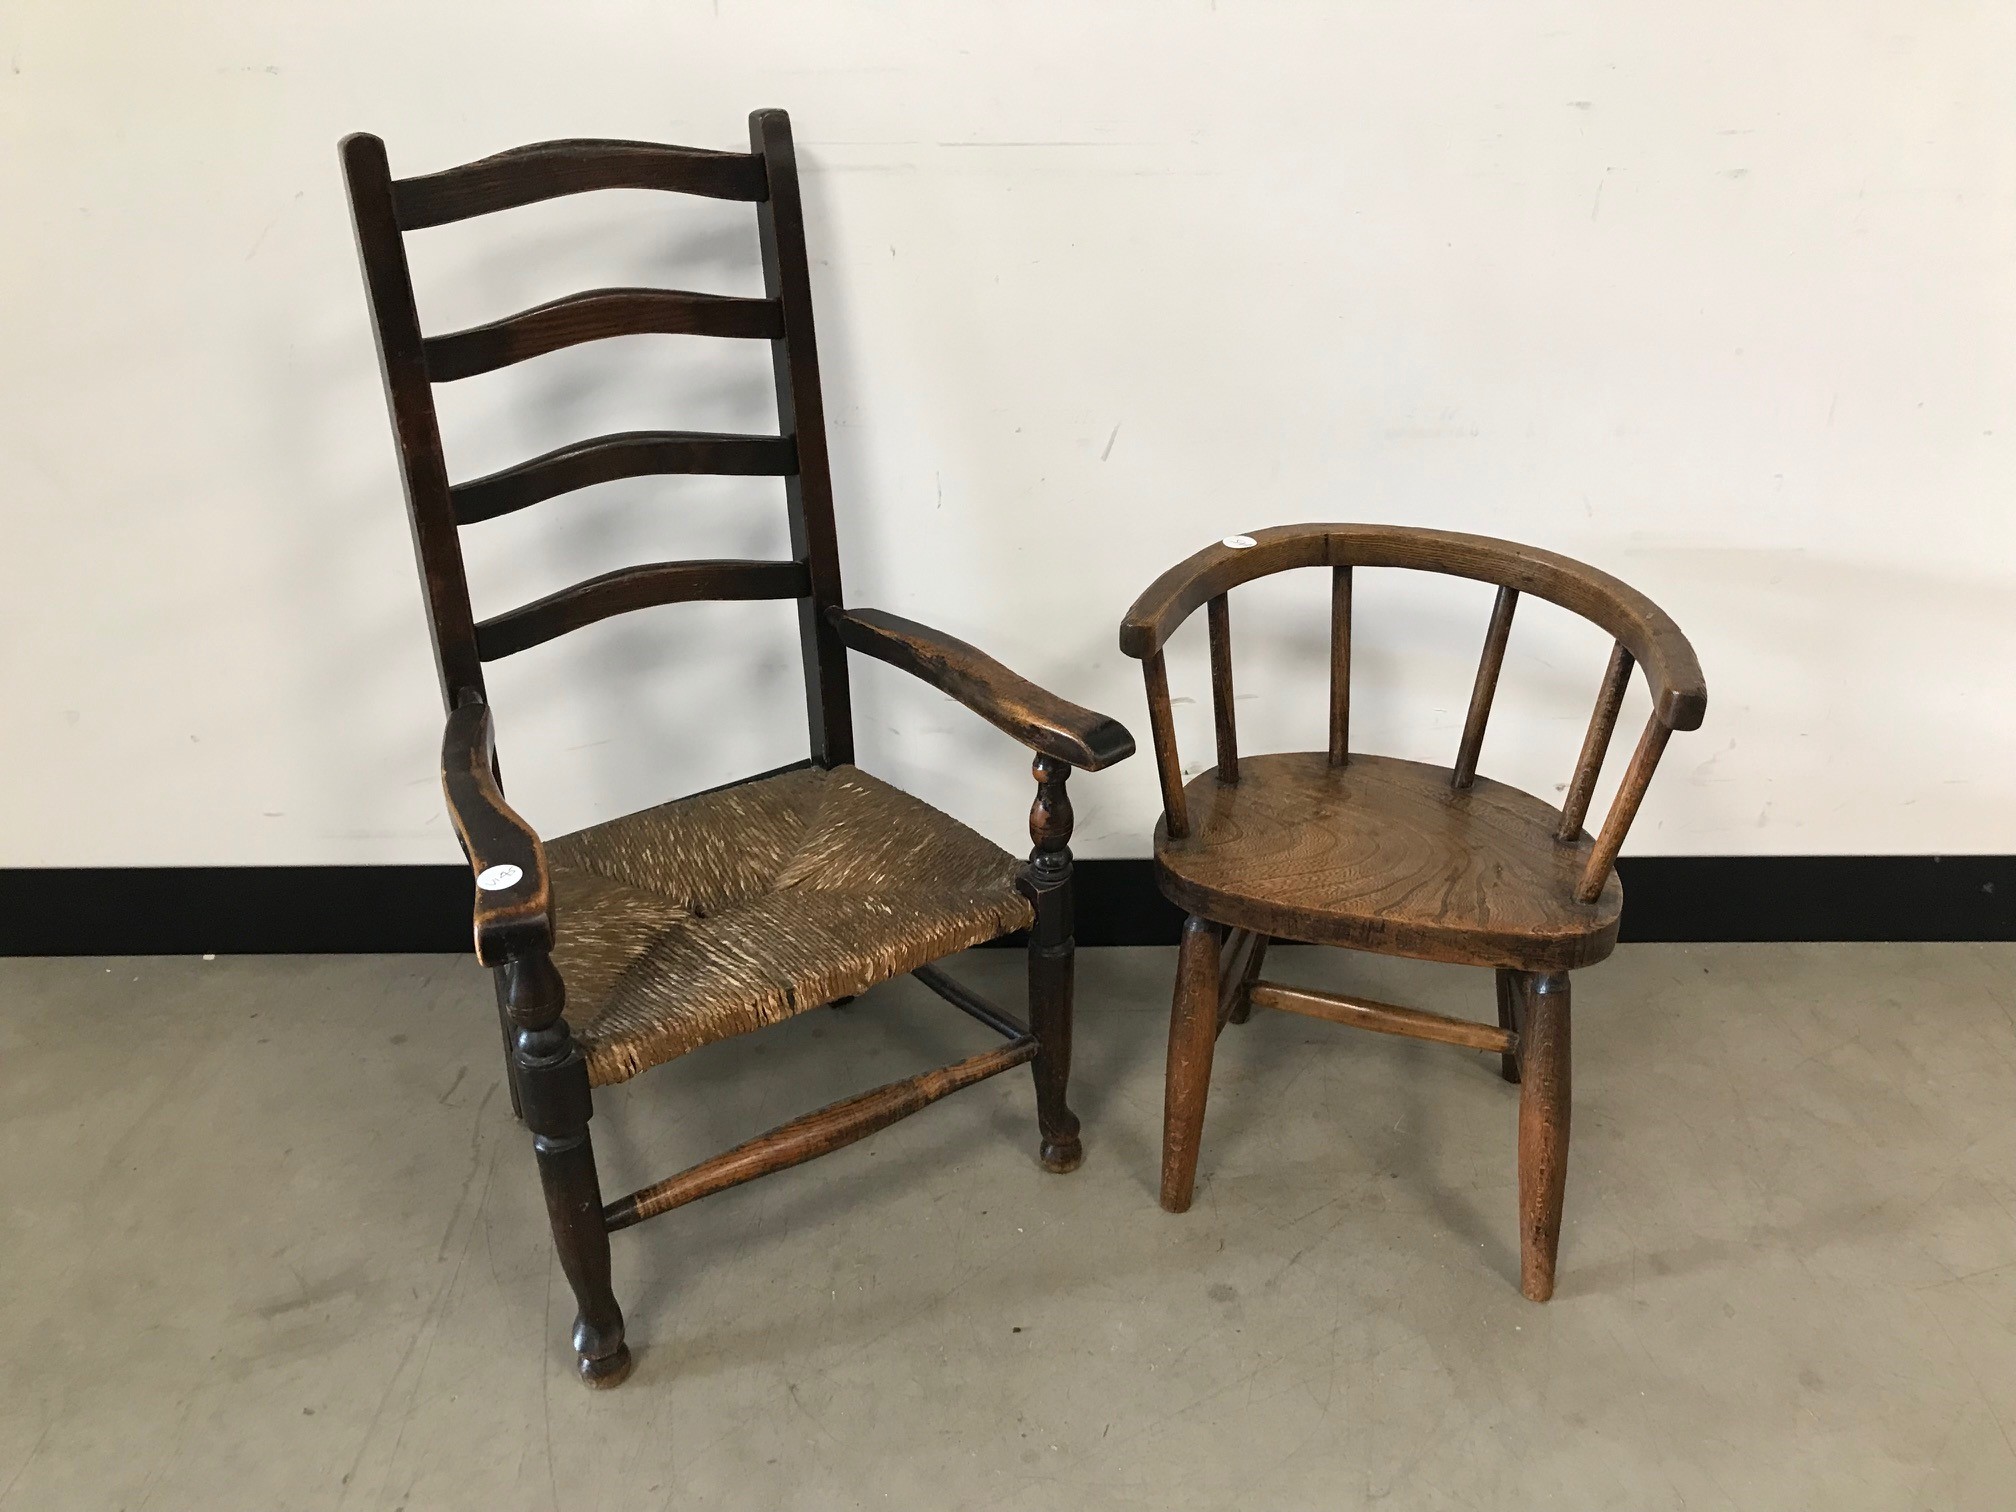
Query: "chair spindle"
1328 566 1352 765
1143 650 1190 838
1207 594 1237 783
1557 642 1635 841
1575 711 1671 902
1453 586 1519 789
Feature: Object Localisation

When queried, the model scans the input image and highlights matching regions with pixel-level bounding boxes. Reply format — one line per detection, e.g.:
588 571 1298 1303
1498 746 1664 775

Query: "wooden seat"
1121 523 1704 1303
1155 751 1622 974
344 111 1133 1388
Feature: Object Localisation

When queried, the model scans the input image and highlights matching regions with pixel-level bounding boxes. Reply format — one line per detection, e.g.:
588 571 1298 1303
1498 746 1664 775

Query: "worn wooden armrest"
829 606 1136 771
442 697 554 964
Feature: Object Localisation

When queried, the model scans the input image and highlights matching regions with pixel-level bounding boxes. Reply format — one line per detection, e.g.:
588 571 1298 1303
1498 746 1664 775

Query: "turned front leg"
1022 754 1083 1173
502 952 632 1387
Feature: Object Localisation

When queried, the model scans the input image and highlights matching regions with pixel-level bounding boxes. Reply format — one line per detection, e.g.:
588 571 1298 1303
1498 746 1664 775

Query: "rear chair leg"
1515 970 1572 1302
503 953 632 1387
493 971 525 1120
1160 915 1223 1212
1227 933 1269 1025
1023 755 1083 1173
1494 967 1521 1084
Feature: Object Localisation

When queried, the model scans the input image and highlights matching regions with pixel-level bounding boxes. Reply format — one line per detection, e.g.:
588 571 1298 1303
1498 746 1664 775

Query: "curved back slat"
393 139 767 229
424 288 785 382
475 559 810 660
451 430 798 524
344 113 856 760
1119 523 1706 730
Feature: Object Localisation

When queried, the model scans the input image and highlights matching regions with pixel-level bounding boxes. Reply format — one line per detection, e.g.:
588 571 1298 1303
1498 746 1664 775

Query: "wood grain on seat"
1154 752 1622 972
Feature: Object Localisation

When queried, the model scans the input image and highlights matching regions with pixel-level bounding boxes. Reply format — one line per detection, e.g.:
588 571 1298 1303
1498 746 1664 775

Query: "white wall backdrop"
3 2 2012 867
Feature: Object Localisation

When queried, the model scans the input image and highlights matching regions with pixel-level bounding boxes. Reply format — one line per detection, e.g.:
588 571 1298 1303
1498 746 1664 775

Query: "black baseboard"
1 856 2010 956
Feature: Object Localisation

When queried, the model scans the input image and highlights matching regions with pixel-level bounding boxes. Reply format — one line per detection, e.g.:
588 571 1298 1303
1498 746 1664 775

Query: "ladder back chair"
341 110 1134 1386
1120 524 1704 1300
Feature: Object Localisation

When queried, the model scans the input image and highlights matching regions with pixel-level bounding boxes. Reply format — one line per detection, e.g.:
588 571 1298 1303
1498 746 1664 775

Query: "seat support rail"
602 1035 1037 1232
912 963 1030 1040
1248 980 1515 1054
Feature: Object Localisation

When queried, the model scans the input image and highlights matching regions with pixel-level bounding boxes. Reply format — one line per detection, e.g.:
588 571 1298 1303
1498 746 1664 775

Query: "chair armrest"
829 606 1136 771
442 698 554 964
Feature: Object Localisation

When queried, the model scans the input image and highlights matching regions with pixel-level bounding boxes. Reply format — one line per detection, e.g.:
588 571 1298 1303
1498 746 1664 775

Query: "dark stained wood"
751 108 853 767
911 963 1029 1040
345 109 1134 1386
1249 980 1515 1054
830 607 1136 771
1157 752 1623 972
1514 971 1571 1301
1160 915 1222 1213
1141 650 1189 839
392 138 767 229
1575 712 1673 903
340 133 486 709
424 288 784 382
1022 754 1084 1172
1120 523 1706 731
1207 594 1238 783
504 952 631 1386
476 560 809 660
451 430 797 524
1328 565 1352 766
1558 642 1635 842
440 697 551 964
1452 586 1518 789
604 1036 1038 1230
1494 967 1521 1084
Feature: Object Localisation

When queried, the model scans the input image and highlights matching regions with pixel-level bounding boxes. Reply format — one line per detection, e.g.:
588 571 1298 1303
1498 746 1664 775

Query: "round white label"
476 863 524 892
1222 534 1257 549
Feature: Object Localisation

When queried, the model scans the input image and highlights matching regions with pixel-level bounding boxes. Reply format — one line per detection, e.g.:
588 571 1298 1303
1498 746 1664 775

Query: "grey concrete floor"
2 944 2013 1510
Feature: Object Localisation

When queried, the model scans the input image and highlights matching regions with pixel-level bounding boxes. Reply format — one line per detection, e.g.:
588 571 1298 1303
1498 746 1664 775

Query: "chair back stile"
340 111 852 770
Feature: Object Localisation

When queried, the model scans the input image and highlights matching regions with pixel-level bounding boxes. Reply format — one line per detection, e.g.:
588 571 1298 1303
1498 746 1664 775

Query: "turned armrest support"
441 697 554 964
829 606 1136 772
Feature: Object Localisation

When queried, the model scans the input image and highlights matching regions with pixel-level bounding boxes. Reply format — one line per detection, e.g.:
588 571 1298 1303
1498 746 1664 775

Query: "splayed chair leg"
1160 915 1223 1213
1515 970 1571 1302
